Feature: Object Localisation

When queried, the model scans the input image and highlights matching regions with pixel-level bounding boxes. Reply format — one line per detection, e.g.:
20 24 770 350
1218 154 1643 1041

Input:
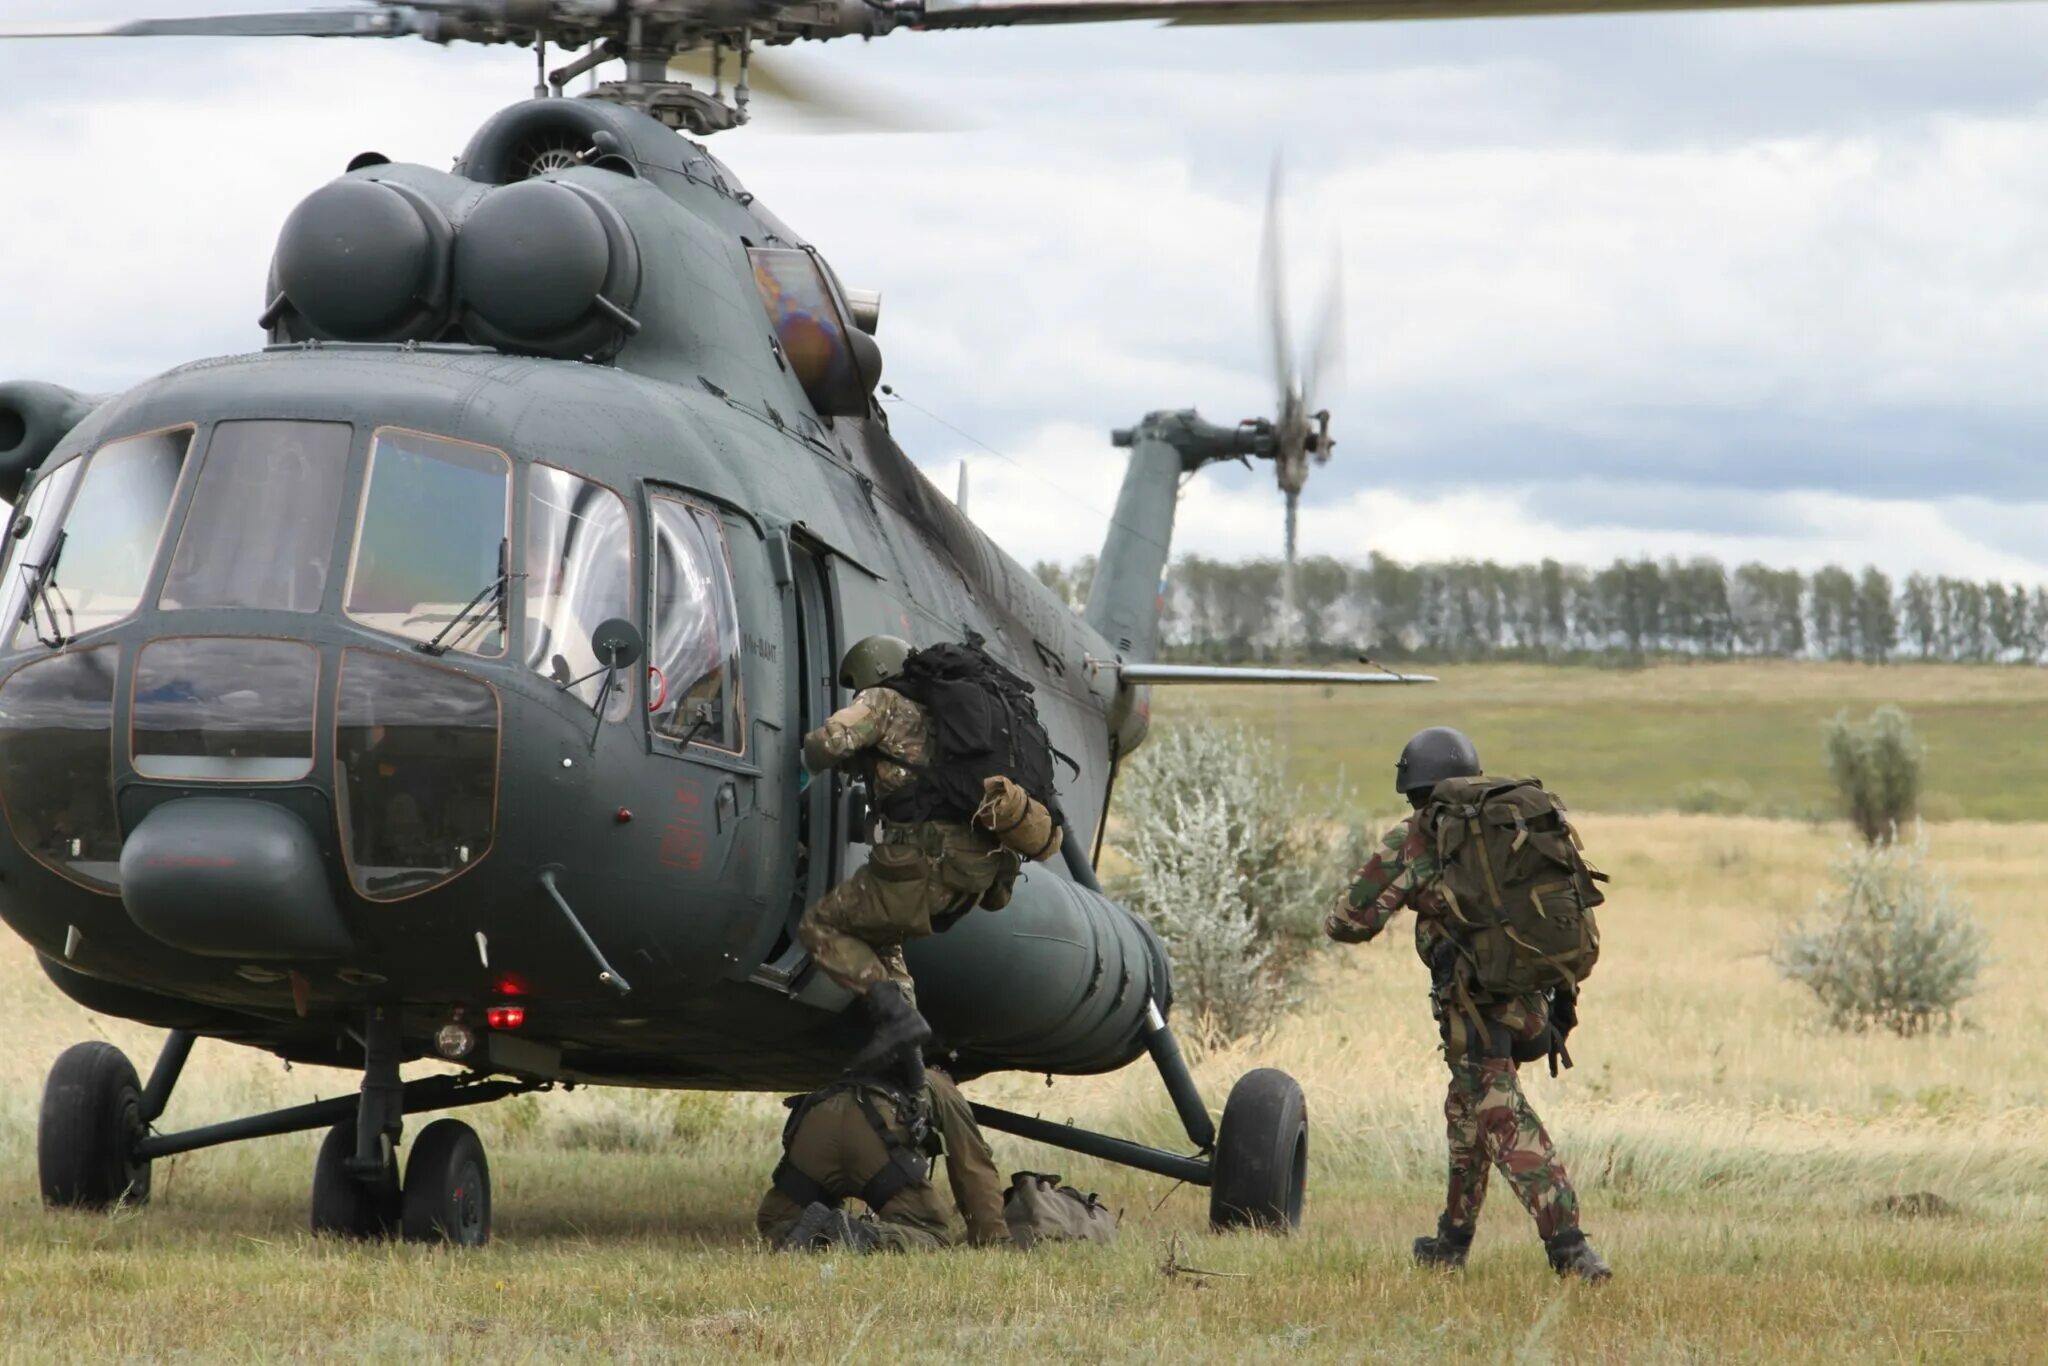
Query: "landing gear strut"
37 1016 536 1247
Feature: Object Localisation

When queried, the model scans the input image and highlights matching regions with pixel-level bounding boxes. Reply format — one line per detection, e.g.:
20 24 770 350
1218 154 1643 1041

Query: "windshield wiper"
418 539 510 657
16 530 71 649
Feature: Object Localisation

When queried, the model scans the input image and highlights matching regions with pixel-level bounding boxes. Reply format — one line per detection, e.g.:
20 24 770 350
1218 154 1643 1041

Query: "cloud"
6 6 2048 578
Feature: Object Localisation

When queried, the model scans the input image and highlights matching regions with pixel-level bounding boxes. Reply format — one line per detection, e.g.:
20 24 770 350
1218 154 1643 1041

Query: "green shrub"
1109 723 1364 1037
1673 778 1753 815
1823 705 1924 844
1774 830 1987 1036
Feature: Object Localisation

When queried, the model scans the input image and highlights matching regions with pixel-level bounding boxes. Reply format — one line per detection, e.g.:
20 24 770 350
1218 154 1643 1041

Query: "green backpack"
1421 776 1606 998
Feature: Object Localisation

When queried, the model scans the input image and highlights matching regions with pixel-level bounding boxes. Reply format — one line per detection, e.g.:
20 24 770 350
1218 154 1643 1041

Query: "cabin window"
132 637 319 782
0 645 121 892
0 457 84 648
345 430 510 657
525 466 632 719
12 429 191 649
648 496 742 753
335 649 499 901
160 421 352 613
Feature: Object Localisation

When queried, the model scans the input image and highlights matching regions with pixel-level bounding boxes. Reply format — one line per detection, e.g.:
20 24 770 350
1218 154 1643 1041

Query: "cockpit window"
12 429 190 649
649 495 743 752
335 649 499 901
0 458 83 648
132 637 319 782
345 430 509 657
0 646 121 893
525 466 632 719
161 421 352 613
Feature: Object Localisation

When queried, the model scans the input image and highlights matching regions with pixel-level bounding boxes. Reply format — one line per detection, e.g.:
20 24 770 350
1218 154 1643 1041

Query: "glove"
1324 912 1372 944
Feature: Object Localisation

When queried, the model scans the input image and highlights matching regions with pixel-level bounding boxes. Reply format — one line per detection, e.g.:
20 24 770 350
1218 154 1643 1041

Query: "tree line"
1032 554 2048 663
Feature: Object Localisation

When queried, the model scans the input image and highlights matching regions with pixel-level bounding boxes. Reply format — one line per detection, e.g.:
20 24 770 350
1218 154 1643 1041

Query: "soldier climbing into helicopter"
799 633 1070 1072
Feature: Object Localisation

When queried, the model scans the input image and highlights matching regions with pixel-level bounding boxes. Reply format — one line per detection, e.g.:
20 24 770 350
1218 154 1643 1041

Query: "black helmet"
1395 726 1481 797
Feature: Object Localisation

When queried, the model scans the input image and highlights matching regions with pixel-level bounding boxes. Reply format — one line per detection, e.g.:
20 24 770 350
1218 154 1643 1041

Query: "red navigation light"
486 1005 525 1030
493 973 527 997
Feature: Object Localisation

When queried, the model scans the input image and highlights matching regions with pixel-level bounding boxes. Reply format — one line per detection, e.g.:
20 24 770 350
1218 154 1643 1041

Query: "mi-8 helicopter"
0 0 1960 1248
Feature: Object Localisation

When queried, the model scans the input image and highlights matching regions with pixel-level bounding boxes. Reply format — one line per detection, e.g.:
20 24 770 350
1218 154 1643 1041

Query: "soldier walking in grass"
1325 726 1612 1282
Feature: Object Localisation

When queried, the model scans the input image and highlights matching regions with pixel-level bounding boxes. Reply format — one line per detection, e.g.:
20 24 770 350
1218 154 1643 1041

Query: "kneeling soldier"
757 1055 1012 1253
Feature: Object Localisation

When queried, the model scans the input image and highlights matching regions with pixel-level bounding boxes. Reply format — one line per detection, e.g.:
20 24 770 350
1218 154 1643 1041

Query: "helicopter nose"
119 798 353 960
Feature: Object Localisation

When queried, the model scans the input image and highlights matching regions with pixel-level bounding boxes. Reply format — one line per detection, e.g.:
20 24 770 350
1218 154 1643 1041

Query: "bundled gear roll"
1002 1171 1119 1248
1416 775 1605 1001
873 638 1072 862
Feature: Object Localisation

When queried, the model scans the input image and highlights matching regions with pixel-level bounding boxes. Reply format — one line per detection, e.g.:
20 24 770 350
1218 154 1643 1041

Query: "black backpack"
876 639 1071 829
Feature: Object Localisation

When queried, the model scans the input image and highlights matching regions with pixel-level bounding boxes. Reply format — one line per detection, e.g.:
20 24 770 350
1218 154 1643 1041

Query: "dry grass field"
5 809 2048 1361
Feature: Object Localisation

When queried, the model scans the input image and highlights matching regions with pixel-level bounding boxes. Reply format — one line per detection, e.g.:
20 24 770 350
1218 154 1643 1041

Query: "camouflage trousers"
1439 993 1582 1242
798 820 1006 996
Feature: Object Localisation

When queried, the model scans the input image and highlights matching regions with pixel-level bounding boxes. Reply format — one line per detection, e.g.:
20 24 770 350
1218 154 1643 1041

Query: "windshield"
345 430 509 656
525 466 632 718
12 430 190 649
161 421 352 613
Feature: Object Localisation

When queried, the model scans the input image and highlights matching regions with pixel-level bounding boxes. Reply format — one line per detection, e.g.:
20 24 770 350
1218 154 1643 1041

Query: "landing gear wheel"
401 1119 491 1247
1209 1067 1307 1232
310 1122 398 1239
39 1042 152 1209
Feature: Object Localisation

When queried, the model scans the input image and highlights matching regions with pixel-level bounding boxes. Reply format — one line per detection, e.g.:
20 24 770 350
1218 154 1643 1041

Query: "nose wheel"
38 1041 152 1209
311 1117 491 1245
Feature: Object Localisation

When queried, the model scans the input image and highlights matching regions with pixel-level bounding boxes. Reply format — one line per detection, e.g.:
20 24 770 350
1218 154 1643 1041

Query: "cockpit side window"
648 495 743 753
0 458 83 648
160 421 352 613
525 466 632 719
345 429 510 657
10 428 191 650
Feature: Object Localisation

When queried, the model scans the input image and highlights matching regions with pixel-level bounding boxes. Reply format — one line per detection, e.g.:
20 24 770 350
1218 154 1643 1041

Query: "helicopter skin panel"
913 0 1978 27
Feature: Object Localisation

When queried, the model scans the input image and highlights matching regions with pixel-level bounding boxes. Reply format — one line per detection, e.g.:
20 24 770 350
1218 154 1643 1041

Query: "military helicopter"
0 0 1951 1249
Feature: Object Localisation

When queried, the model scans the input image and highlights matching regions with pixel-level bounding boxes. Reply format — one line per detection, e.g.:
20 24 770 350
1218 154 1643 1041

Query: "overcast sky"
6 1 2048 580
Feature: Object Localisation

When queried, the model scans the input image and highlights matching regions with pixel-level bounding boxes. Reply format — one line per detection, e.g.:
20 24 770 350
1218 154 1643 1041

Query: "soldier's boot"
780 1201 881 1254
1412 1216 1475 1270
845 982 932 1076
1544 1229 1612 1283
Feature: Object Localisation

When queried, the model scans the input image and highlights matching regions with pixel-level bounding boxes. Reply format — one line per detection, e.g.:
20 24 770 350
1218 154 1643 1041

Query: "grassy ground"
1148 660 2048 821
5 813 2048 1360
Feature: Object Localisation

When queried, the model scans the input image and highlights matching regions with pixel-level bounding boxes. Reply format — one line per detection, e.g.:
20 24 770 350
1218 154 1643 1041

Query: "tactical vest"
772 1080 938 1213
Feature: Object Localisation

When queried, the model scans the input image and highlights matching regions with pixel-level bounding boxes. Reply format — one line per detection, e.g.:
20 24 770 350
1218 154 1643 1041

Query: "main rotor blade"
0 10 418 39
910 0 1988 30
1260 159 1295 415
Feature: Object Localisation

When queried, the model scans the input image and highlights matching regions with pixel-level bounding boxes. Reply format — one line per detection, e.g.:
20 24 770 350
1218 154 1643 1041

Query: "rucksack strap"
772 1157 836 1209
850 1085 932 1211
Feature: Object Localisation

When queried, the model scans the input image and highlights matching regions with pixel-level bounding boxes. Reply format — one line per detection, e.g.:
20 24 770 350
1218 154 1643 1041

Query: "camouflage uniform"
799 686 1009 997
757 1068 1014 1250
1326 814 1583 1242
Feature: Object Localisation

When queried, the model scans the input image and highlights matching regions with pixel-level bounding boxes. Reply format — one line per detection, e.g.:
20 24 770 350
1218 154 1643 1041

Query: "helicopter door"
748 536 840 990
644 493 757 913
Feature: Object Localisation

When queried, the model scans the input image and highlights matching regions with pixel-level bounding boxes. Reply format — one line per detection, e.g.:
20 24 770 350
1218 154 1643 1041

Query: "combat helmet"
1395 726 1481 798
839 635 911 691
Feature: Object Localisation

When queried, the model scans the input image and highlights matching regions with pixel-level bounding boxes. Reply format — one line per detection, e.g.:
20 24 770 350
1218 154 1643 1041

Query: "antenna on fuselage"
955 460 970 519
